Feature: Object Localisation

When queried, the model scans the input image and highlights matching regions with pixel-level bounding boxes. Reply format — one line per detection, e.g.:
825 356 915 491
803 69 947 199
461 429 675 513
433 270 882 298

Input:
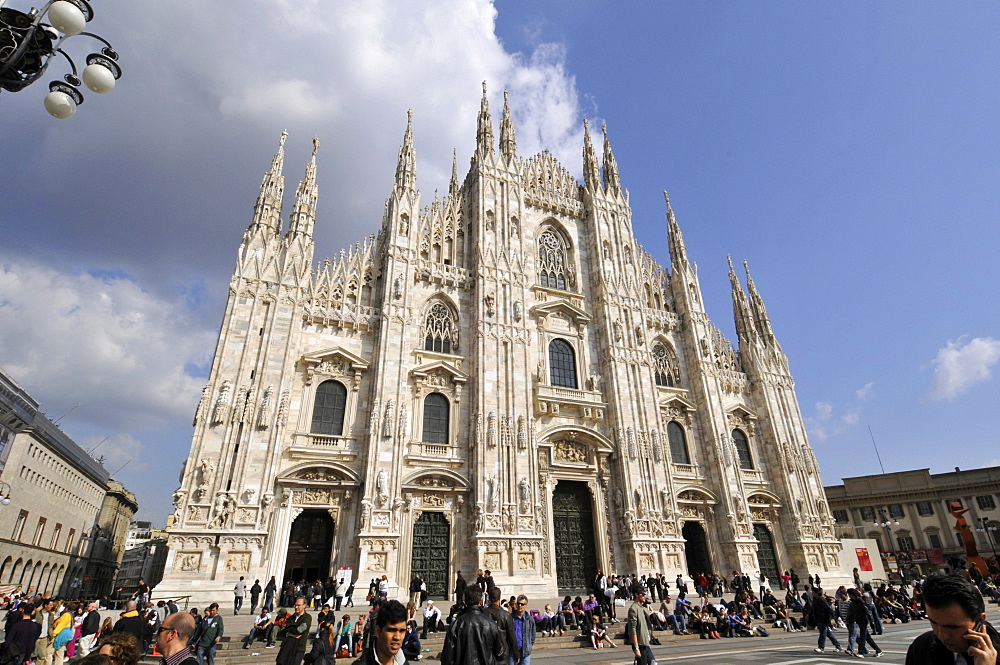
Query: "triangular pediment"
410 360 468 384
726 404 757 420
529 299 590 324
302 346 370 370
660 394 697 412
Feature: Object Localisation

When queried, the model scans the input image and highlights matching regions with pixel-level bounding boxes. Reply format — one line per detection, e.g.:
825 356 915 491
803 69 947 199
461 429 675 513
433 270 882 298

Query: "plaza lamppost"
0 0 121 118
874 507 900 558
977 517 999 560
0 480 11 505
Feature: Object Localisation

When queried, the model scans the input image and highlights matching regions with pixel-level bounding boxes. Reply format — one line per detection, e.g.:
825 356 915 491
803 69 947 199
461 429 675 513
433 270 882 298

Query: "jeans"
817 624 841 650
196 644 217 665
670 614 687 632
858 624 881 655
847 623 860 652
635 645 655 665
234 596 243 614
508 655 531 665
334 635 352 653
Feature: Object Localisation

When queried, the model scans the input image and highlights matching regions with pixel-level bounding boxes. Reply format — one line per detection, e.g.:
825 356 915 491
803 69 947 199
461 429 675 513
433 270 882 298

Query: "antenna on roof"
53 403 80 425
868 425 886 475
88 436 110 455
110 459 132 476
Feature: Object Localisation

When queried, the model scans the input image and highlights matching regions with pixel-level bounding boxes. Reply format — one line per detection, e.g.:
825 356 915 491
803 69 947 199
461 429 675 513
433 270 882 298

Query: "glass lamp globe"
83 63 116 93
0 497 10 506
47 1 86 35
44 90 77 118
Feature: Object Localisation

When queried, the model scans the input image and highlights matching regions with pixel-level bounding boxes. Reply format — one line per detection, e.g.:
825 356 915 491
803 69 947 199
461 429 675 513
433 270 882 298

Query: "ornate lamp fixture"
0 480 11 505
0 0 121 118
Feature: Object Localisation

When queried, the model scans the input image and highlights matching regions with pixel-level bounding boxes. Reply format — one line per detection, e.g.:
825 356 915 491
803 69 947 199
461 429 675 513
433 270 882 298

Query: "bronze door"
753 523 780 582
412 511 450 598
285 510 334 584
552 481 598 595
682 521 713 575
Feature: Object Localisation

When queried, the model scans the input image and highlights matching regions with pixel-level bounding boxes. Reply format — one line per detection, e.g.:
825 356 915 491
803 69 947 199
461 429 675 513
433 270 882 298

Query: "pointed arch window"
538 229 569 290
424 302 458 354
667 421 690 465
652 343 677 387
548 339 577 389
422 393 449 444
311 380 347 436
732 428 754 470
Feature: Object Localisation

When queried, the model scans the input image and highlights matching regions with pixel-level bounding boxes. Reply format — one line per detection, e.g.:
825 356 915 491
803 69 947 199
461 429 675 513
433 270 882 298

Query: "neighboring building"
117 537 169 597
85 481 138 599
125 521 153 550
0 367 138 597
825 467 1000 575
158 87 843 605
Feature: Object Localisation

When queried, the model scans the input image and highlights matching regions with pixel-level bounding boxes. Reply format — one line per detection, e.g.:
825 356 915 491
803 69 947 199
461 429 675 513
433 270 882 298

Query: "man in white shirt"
242 608 274 649
234 577 247 616
420 600 442 639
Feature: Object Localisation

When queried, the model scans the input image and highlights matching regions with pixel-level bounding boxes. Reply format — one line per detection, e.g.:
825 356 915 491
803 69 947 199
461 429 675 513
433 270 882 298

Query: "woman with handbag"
304 623 335 665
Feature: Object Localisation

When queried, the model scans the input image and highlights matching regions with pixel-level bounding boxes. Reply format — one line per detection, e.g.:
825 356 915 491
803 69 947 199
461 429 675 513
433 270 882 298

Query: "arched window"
538 229 569 290
548 339 577 389
424 302 458 354
667 421 690 465
423 393 450 444
311 380 347 436
732 429 754 470
652 343 675 387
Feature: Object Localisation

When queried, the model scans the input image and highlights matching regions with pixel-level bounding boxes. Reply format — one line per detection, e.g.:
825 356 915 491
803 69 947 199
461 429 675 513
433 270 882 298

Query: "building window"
32 518 46 546
66 529 76 554
888 504 904 519
652 343 677 387
732 429 753 470
51 524 62 550
12 510 27 541
423 302 458 354
538 229 569 290
860 506 876 522
896 536 915 552
833 509 849 523
916 501 934 516
976 495 996 510
666 421 690 465
422 393 449 444
928 533 942 549
548 339 578 389
947 498 963 509
311 380 347 436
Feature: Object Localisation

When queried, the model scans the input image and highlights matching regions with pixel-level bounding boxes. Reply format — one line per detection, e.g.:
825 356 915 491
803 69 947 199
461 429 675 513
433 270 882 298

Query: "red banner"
856 548 873 571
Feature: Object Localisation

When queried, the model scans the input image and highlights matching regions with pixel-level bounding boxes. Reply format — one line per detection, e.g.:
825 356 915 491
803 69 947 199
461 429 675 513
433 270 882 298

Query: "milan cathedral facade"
158 86 844 603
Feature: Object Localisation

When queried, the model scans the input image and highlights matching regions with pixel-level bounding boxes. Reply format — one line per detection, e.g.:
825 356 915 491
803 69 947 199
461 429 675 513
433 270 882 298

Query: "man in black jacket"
905 573 998 665
2 603 41 665
440 586 503 665
78 602 102 657
809 589 842 654
483 588 516 665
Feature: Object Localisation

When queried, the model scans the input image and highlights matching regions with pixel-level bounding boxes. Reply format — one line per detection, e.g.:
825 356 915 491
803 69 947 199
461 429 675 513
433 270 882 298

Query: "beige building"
0 368 137 598
825 467 1000 574
158 86 844 605
86 481 138 598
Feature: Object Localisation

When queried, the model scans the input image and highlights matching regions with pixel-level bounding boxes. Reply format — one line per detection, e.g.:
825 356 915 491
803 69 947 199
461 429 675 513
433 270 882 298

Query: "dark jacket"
846 599 868 627
905 622 1000 665
80 610 101 637
279 612 312 652
440 605 503 665
195 615 224 648
509 612 536 658
307 636 337 665
114 613 147 647
809 597 835 626
483 604 515 664
2 617 42 665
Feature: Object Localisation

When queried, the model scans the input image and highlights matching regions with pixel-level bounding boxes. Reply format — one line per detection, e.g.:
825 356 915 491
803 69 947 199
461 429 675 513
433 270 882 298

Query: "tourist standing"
440 587 502 665
276 597 311 665
626 585 655 665
194 604 223 665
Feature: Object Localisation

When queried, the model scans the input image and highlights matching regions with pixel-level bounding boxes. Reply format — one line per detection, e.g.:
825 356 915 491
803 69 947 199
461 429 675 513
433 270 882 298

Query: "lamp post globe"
44 88 76 117
46 1 86 36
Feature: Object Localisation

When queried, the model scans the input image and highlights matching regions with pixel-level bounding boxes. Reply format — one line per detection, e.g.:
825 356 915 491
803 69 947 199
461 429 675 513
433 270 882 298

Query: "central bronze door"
285 510 334 584
412 511 450 599
753 523 780 582
552 480 598 595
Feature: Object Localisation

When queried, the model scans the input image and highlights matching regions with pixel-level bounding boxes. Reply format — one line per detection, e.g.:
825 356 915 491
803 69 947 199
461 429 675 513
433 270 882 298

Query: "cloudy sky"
1 1 997 523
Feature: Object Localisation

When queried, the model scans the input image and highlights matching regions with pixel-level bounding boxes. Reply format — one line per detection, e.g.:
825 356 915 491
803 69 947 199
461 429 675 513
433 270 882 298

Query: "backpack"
755 626 770 637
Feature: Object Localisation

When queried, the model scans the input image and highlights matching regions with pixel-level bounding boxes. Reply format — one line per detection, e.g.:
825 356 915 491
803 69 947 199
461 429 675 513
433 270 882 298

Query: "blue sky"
0 1 997 523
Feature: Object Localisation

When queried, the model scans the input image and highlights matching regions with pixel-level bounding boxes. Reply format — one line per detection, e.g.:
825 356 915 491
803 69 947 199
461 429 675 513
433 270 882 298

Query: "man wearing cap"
420 600 442 639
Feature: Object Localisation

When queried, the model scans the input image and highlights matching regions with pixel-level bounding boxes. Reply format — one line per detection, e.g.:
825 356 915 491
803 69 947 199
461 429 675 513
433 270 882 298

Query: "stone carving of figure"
393 276 403 300
222 494 237 529
171 489 187 525
399 215 409 236
484 294 495 317
518 477 531 513
517 416 527 451
397 408 408 442
360 499 372 530
513 301 522 322
502 506 515 533
257 386 273 429
376 470 389 507
199 458 215 486
474 503 485 533
634 489 645 518
487 412 497 449
383 401 394 437
259 493 274 529
392 497 406 530
635 326 644 344
212 380 231 424
485 475 498 512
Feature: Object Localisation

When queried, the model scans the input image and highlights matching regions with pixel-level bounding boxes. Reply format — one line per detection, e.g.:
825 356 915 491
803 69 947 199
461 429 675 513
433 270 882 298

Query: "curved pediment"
747 491 782 506
676 487 718 504
401 469 470 490
282 463 361 484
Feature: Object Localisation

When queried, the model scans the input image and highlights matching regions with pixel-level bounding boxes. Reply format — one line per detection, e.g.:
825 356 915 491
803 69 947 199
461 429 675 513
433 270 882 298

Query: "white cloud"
928 336 1000 401
855 381 874 401
840 409 861 426
814 401 834 420
0 258 215 432
83 433 151 477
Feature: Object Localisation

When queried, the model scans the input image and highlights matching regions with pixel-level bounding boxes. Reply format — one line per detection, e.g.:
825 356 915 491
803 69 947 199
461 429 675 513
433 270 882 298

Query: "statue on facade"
518 477 531 513
376 469 389 507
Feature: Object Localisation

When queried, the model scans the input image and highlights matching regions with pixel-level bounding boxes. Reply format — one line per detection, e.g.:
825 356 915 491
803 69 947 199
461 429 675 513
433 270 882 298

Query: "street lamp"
874 507 900 551
0 0 122 118
0 480 11 505
976 518 999 559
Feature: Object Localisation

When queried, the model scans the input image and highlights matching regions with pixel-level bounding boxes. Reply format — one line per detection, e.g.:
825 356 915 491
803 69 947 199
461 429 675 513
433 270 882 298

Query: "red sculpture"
949 501 987 575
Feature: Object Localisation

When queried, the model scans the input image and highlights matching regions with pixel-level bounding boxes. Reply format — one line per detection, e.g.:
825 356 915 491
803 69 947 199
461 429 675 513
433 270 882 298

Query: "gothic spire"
476 81 494 158
449 148 459 195
664 191 689 268
394 109 416 191
582 119 600 190
286 137 319 241
601 123 621 197
249 130 287 236
728 256 756 343
499 89 516 162
744 260 776 342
